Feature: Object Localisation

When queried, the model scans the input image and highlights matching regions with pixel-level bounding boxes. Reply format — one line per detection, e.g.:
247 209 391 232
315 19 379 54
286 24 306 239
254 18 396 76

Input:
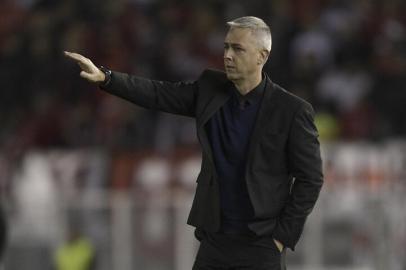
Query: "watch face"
99 66 111 85
100 66 110 73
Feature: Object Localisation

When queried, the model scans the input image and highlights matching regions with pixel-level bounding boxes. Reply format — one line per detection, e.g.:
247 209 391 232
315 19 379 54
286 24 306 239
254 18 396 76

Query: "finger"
80 71 93 81
64 50 80 58
64 51 86 63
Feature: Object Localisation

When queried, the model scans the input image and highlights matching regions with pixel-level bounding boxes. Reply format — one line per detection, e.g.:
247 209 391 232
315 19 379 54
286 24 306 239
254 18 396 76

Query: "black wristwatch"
99 66 112 87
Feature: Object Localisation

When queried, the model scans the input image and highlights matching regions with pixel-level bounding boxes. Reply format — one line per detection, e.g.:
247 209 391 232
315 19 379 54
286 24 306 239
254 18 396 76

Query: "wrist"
98 66 112 86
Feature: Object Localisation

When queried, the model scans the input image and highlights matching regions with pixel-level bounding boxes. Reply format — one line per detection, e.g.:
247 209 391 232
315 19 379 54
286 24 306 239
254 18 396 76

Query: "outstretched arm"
64 51 198 117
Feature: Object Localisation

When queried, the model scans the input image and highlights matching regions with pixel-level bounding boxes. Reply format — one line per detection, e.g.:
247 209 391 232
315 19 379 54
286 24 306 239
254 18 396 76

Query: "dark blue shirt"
205 77 266 234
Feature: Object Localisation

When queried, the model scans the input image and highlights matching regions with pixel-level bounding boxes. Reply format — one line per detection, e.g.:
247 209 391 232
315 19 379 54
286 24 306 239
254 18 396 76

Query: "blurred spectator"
316 61 372 114
314 111 340 141
291 24 334 74
54 221 95 270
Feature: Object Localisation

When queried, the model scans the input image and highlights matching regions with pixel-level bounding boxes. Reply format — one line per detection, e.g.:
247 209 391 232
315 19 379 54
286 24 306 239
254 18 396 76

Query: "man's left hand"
273 239 284 253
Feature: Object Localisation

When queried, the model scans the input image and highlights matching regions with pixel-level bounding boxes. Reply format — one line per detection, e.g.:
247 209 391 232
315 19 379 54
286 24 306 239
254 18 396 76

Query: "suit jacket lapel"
245 76 279 168
197 78 230 181
198 81 231 129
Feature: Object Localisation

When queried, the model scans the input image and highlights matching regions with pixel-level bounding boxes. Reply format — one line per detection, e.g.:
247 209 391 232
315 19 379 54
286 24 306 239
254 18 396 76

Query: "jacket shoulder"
272 82 314 111
198 69 228 83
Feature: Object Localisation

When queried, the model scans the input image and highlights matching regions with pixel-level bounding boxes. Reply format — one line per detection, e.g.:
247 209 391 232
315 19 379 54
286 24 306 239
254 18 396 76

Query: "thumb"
80 71 93 81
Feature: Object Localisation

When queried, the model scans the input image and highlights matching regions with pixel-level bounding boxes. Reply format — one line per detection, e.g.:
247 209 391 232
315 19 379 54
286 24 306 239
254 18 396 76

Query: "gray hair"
227 16 272 52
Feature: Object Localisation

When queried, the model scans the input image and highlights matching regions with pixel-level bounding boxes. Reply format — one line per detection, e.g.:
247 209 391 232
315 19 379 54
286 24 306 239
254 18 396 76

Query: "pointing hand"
64 51 105 83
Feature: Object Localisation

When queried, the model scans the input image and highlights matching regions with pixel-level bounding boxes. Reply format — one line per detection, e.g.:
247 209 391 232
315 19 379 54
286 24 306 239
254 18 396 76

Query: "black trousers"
192 230 287 270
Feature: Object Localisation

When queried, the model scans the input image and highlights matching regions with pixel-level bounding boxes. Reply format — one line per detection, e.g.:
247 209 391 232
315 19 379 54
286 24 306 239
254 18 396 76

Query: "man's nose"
224 49 233 60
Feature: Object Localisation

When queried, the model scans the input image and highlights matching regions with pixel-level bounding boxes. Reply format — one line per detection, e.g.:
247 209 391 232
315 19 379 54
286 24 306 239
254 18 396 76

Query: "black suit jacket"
102 69 323 251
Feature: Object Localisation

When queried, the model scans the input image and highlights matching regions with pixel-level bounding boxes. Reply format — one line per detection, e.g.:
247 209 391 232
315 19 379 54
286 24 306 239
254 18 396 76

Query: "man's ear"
258 49 270 65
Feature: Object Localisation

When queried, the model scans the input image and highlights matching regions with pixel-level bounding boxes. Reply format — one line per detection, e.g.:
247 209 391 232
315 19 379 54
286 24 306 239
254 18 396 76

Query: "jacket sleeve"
100 71 199 117
272 102 323 251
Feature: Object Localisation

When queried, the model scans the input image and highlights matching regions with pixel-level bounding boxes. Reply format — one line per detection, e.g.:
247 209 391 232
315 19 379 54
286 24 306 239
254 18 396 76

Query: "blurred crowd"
0 0 405 157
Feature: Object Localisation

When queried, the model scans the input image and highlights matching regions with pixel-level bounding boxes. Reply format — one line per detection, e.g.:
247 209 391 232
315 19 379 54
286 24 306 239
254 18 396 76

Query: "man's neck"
232 72 263 96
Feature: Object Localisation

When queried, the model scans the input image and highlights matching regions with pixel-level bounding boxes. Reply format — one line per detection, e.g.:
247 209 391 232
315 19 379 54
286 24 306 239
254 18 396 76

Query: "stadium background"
0 0 405 269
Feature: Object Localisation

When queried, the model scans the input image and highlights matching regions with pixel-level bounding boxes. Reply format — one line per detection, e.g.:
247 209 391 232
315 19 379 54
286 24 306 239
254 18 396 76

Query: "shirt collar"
232 73 266 106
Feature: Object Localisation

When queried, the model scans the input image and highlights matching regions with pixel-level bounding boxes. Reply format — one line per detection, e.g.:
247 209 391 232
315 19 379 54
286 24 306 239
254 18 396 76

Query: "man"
65 16 323 270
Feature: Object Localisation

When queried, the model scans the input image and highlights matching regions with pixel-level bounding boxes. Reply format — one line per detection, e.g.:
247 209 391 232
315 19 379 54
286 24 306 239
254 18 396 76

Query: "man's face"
224 27 263 81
